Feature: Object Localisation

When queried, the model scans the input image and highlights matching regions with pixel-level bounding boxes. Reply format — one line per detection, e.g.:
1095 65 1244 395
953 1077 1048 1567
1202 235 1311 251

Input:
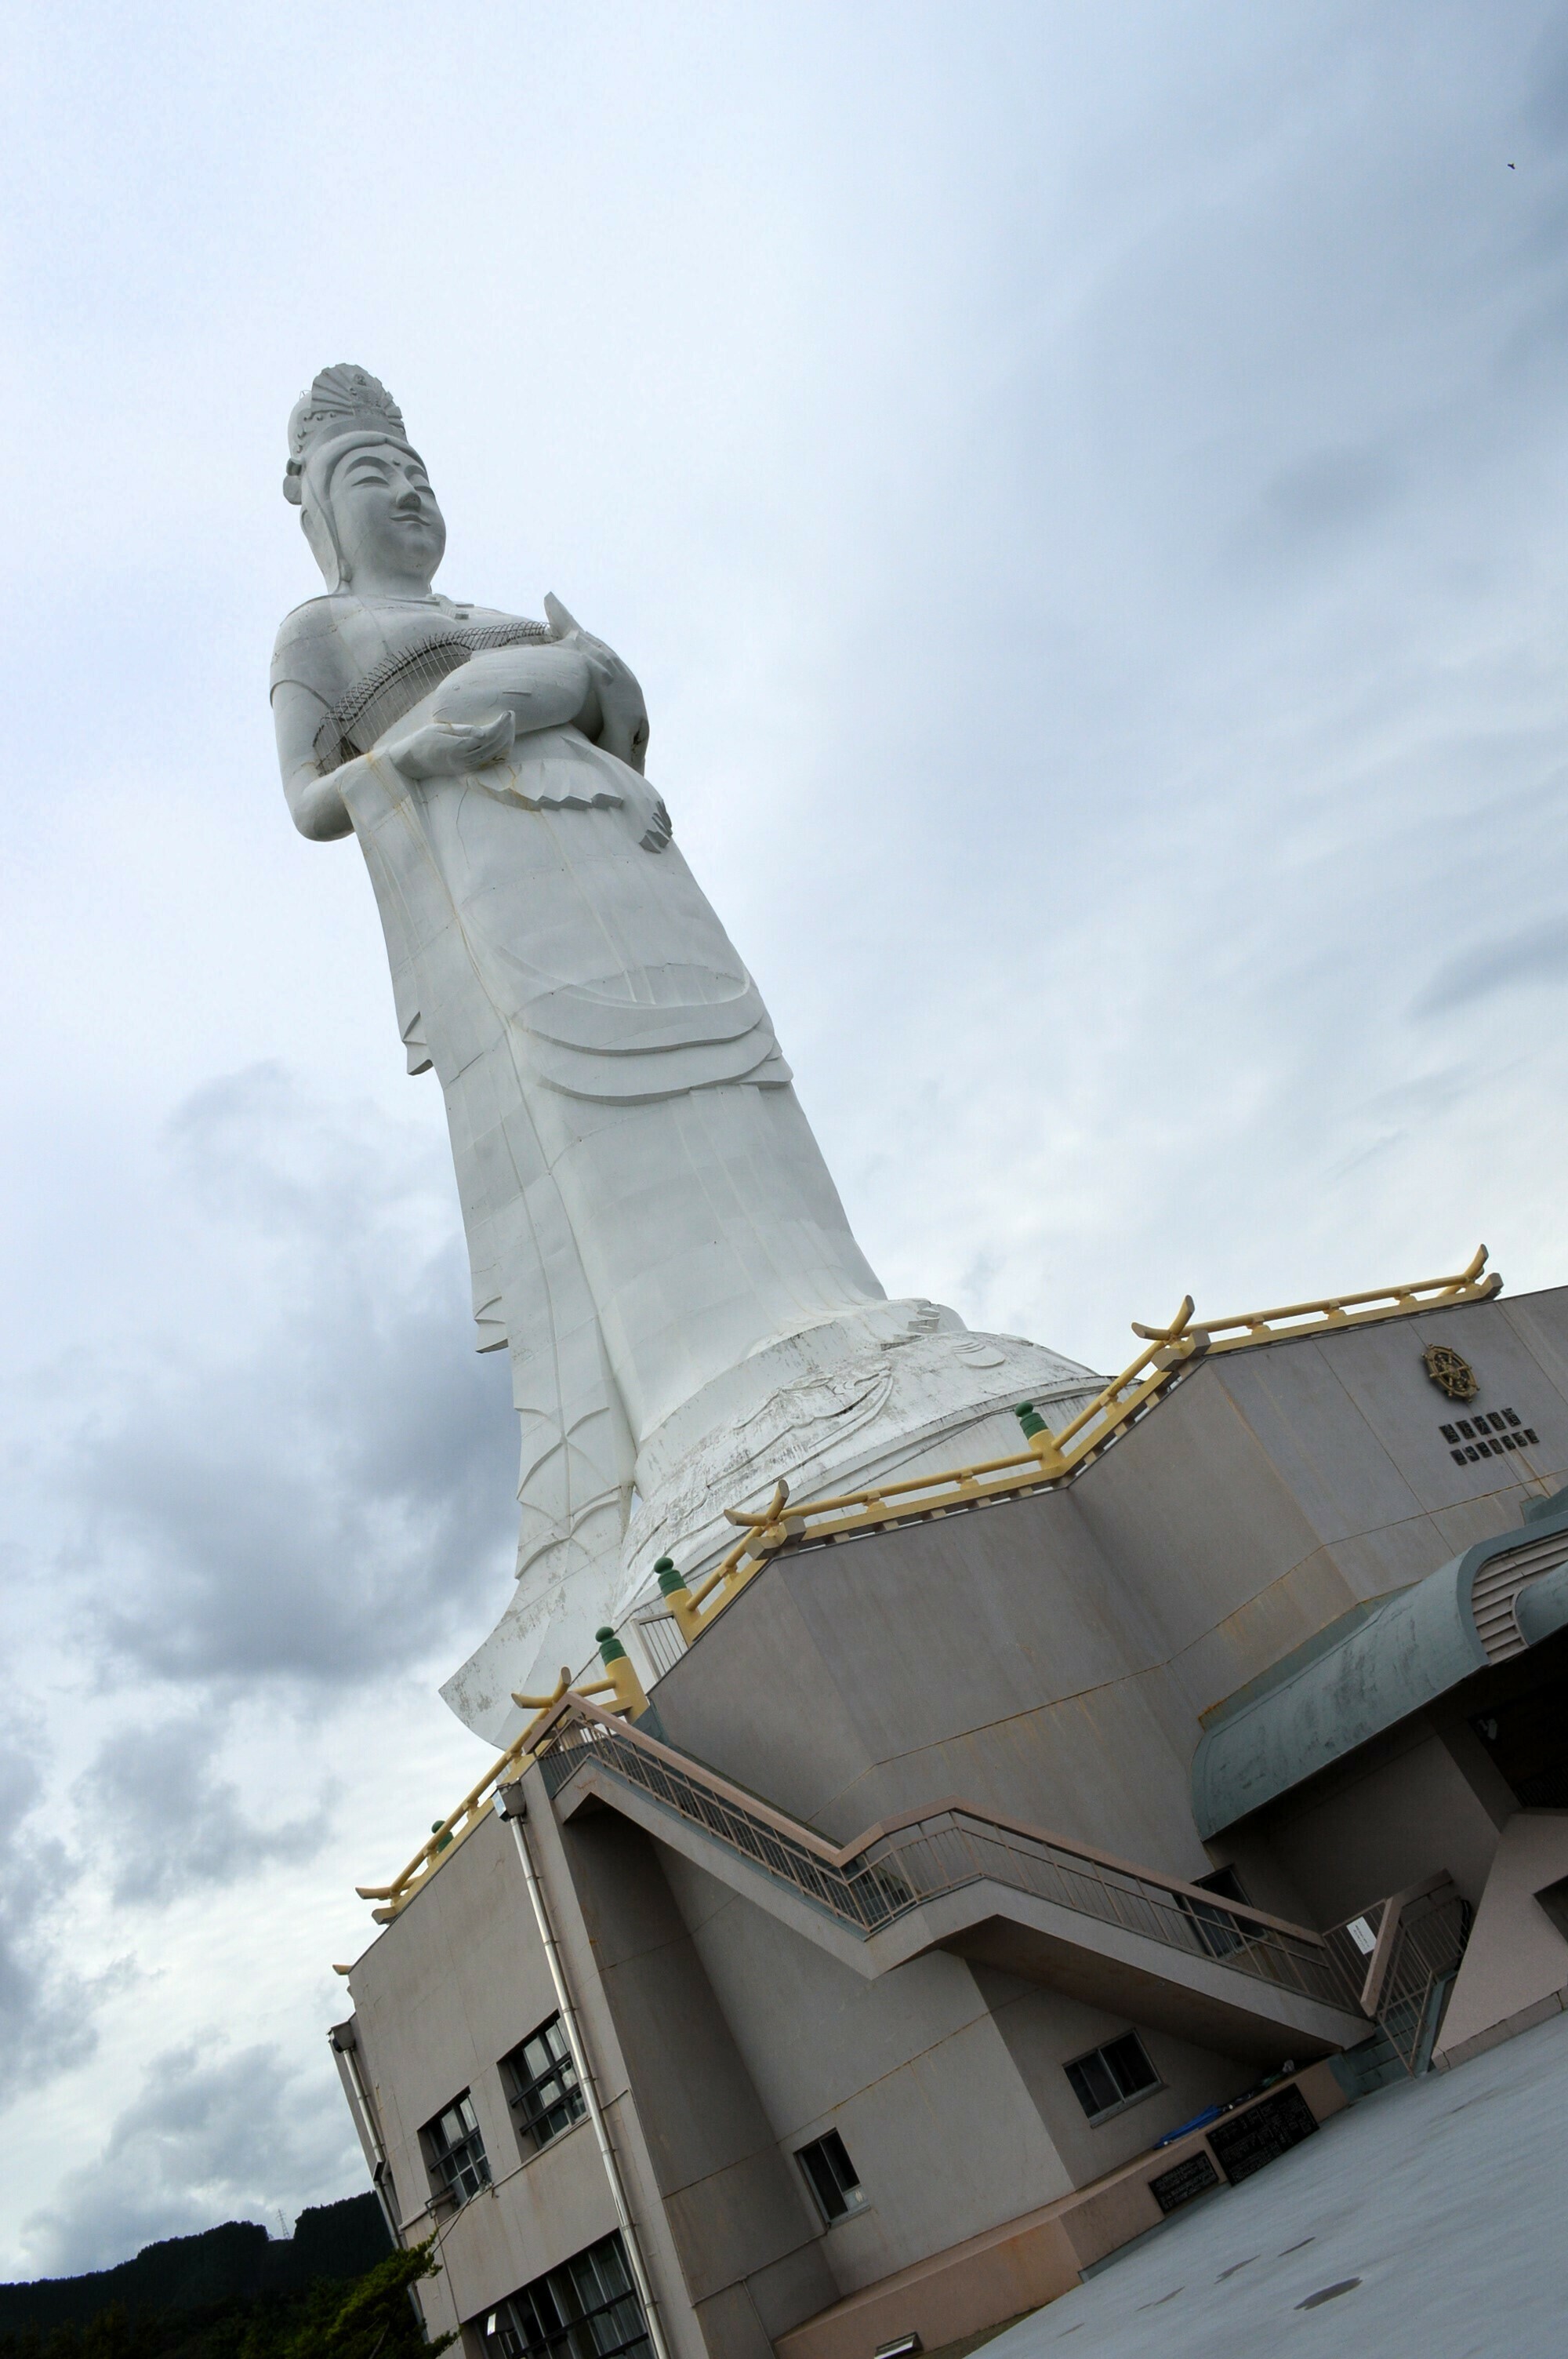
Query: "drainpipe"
328 2021 401 2251
498 1783 673 2359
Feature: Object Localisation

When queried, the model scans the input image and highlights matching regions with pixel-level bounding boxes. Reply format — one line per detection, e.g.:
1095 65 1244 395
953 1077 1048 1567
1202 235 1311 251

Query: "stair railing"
533 1696 1358 2016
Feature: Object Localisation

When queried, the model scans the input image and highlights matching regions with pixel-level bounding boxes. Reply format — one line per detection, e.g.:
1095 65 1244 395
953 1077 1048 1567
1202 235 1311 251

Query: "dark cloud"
75 1719 326 1907
0 1734 101 2106
21 2043 361 2278
67 1066 519 1690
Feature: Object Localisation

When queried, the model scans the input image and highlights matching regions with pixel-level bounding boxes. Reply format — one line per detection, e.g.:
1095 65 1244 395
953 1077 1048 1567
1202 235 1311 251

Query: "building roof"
1192 1488 1568 1837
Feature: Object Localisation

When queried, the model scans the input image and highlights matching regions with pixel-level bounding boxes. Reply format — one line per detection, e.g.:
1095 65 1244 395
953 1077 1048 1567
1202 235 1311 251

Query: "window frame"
477 2230 652 2359
795 2128 869 2225
502 2012 588 2156
420 2088 492 2208
1064 2031 1163 2126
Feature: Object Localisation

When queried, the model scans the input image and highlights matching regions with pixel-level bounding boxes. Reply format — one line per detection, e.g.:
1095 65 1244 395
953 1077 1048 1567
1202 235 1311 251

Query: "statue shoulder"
270 596 354 708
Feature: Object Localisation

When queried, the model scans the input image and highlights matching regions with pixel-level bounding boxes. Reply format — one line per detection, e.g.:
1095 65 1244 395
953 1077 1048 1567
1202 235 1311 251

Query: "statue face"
328 442 447 591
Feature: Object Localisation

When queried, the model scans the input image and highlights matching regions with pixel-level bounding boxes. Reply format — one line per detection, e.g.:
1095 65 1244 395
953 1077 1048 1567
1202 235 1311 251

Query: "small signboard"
1148 2151 1220 2215
1207 2085 1318 2185
1345 1916 1377 1955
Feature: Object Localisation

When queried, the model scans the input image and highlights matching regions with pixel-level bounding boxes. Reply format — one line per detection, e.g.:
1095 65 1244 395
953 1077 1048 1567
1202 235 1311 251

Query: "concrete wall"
648 1292 1568 1888
347 1812 622 2343
557 1804 839 2358
645 1845 1272 2298
1436 1811 1568 2064
652 1848 1072 2301
971 1966 1258 2191
346 1803 714 2359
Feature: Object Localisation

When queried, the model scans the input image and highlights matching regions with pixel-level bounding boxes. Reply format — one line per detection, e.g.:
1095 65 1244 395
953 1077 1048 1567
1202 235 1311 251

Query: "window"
478 2230 652 2359
422 2091 491 2206
1065 2033 1161 2124
503 2015 587 2153
1178 1864 1249 1959
796 2129 867 2223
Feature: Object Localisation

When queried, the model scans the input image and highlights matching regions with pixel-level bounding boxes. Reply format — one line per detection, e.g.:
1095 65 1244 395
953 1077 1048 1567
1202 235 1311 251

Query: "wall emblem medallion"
1424 1343 1479 1402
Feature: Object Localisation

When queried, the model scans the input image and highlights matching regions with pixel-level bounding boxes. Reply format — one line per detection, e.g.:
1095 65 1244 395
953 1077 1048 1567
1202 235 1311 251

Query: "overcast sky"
2 0 1566 2280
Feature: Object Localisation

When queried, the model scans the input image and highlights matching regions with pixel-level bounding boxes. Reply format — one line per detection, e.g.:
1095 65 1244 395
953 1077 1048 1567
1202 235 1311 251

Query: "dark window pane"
423 2089 492 2205
797 2129 863 2222
1068 2035 1159 2120
819 2131 857 2197
506 2014 588 2153
800 2143 845 2220
485 2234 651 2359
1103 2034 1159 2100
1066 2052 1120 2118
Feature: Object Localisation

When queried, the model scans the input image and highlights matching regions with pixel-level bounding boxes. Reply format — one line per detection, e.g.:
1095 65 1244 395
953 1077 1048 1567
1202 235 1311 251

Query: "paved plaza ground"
985 2008 1568 2357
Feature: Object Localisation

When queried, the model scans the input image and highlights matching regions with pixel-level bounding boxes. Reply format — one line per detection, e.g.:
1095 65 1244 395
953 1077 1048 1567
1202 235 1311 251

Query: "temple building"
329 1254 1568 2359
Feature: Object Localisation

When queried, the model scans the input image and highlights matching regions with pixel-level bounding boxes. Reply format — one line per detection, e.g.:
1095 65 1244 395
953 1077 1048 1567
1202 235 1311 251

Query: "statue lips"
433 642 592 739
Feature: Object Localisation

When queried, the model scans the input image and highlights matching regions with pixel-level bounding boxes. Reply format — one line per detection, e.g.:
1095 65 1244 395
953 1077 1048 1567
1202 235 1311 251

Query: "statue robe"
271 592 885 1682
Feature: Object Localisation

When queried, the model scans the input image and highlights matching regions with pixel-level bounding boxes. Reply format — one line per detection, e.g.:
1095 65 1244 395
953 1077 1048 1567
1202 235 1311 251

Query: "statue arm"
273 675 520 841
272 674 357 840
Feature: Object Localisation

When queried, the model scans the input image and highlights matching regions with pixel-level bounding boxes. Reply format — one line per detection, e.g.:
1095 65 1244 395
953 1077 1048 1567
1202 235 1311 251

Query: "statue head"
283 365 446 596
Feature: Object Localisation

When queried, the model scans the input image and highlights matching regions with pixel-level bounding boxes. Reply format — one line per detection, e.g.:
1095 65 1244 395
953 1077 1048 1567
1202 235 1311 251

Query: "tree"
275 2241 456 2359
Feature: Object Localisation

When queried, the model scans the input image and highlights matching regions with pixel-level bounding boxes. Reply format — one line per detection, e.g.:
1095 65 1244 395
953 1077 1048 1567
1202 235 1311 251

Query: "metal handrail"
535 1703 1359 2016
1376 1886 1472 2073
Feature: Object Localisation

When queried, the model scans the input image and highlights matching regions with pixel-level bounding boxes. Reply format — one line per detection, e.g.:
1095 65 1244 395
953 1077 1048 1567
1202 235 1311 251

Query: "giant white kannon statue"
272 366 1097 1743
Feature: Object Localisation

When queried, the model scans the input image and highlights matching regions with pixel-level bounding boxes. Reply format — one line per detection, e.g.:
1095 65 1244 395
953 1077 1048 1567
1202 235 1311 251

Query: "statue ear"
282 460 303 507
299 500 344 591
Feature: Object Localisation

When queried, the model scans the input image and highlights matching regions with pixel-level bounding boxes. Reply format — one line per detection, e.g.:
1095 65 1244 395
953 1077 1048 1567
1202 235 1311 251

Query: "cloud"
64 1066 520 1691
75 1718 326 1908
0 1731 101 2106
1252 441 1405 551
21 2042 362 2279
5 0 1568 2279
1413 918 1568 1015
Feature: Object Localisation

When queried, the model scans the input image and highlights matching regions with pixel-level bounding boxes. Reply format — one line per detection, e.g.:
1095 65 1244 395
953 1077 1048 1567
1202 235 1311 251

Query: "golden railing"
652 1245 1501 1648
343 1649 650 1936
347 1247 1497 1937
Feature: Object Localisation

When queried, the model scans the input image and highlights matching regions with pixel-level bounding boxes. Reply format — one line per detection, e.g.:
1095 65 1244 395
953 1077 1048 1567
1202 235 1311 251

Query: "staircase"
1326 1885 1472 2093
532 1696 1369 2062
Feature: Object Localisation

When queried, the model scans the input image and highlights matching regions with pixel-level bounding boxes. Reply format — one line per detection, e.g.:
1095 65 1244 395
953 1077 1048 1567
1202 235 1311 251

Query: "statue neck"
341 567 438 602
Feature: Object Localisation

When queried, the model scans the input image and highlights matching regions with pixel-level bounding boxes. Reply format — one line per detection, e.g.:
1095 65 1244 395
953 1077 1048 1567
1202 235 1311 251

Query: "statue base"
441 1300 1099 1746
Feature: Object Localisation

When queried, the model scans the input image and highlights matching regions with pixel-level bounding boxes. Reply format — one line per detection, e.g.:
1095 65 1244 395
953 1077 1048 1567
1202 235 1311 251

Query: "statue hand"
387 712 516 781
545 594 652 775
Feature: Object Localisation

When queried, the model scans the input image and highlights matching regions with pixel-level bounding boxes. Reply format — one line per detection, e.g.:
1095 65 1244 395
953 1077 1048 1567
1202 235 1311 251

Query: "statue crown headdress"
284 365 407 500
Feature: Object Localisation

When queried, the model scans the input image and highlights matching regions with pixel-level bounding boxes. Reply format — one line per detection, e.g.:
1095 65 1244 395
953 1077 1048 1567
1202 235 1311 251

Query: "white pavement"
986 2010 1568 2359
